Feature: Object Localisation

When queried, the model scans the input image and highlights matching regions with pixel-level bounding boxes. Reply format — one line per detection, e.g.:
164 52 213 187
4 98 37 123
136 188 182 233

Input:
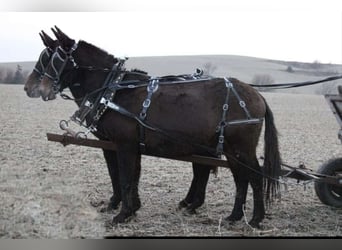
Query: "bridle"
43 42 78 93
41 41 128 128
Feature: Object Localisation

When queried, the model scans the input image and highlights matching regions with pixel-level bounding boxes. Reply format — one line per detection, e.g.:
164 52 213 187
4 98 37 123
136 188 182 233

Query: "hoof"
185 207 197 215
97 197 121 213
112 212 135 224
182 207 197 216
178 200 189 210
248 219 261 229
99 203 119 213
225 213 243 223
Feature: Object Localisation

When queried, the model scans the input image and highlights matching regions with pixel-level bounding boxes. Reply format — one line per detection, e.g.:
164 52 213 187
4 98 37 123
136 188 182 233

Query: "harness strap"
139 78 159 153
70 61 126 130
99 98 158 132
216 78 233 155
215 78 264 156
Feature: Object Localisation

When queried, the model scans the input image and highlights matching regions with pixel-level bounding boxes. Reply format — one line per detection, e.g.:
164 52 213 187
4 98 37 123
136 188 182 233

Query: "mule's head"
40 26 78 101
24 31 58 98
40 26 119 101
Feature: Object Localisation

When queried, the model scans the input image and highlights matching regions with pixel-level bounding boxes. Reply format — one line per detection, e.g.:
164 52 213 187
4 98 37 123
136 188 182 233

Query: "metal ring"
59 120 68 130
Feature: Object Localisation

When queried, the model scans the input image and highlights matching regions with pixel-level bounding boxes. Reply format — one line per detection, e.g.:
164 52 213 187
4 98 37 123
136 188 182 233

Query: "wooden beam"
47 133 117 151
46 133 229 168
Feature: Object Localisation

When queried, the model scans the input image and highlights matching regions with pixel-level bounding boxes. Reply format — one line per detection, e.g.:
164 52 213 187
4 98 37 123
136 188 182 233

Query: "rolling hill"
1 55 341 94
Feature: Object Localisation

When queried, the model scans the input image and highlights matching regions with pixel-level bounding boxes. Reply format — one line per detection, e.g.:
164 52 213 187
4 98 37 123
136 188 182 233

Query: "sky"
0 0 342 64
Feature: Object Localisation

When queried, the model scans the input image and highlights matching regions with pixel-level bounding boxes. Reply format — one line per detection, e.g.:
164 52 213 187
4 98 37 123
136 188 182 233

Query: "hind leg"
226 162 249 222
226 153 265 228
248 157 265 228
179 163 211 213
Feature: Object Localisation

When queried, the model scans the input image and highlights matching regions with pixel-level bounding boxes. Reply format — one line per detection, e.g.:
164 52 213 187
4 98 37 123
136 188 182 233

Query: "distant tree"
202 62 217 75
311 60 322 70
12 65 25 84
286 65 294 73
251 74 275 92
4 69 14 83
0 67 5 82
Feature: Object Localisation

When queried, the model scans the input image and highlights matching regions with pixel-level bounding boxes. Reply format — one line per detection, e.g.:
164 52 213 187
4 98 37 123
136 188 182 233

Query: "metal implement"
59 120 87 139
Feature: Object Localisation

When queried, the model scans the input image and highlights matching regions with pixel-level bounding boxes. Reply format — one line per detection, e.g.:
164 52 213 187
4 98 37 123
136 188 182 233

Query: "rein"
251 74 342 89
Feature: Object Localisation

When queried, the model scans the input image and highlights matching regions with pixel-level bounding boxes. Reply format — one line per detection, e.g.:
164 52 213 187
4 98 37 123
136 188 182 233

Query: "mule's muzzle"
24 85 41 98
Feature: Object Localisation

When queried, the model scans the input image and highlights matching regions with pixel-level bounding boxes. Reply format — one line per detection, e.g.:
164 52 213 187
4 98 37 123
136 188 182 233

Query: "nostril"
24 86 28 91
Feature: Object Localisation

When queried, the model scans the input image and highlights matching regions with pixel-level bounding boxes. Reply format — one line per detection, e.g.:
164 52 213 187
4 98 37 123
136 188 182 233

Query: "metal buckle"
140 112 147 119
100 97 120 111
224 77 233 88
84 100 93 108
143 99 151 108
239 101 246 108
147 79 159 93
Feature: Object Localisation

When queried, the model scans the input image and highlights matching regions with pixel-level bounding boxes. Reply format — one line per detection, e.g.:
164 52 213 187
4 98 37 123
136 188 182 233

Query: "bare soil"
0 84 341 238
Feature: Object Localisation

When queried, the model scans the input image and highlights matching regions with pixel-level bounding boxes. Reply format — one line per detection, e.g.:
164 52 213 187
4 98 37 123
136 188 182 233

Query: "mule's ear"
40 30 55 48
54 26 66 37
51 27 60 41
39 32 46 46
51 26 75 49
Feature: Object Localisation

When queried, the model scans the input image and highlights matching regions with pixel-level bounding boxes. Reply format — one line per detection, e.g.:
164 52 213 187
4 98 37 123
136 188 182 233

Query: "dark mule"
39 27 281 227
24 31 124 211
25 30 214 215
24 31 59 98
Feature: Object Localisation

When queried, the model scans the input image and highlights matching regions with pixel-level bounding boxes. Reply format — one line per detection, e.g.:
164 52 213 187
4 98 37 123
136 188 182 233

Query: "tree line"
0 65 29 84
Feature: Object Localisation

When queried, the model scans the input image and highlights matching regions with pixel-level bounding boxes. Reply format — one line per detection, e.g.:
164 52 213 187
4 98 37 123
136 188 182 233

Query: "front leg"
103 149 121 210
112 145 141 224
179 163 211 214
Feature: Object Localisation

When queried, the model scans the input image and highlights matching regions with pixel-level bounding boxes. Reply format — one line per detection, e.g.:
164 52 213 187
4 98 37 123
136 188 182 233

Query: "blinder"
33 48 53 78
44 43 78 93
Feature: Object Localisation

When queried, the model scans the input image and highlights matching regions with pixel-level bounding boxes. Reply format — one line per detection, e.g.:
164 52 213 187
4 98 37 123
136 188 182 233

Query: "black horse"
38 27 281 228
25 30 216 217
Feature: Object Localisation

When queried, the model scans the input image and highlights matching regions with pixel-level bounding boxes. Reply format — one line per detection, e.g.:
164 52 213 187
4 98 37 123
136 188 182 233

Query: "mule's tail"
263 98 282 204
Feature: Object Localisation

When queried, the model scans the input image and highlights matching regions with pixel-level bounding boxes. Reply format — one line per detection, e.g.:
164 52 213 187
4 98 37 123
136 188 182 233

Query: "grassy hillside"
1 55 341 94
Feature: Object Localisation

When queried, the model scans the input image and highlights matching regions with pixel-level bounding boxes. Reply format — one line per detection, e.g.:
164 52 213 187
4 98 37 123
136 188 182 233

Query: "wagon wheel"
314 158 342 207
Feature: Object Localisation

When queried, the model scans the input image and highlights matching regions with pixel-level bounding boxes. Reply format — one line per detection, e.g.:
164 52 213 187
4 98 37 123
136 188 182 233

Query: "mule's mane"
78 40 119 67
131 68 148 75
